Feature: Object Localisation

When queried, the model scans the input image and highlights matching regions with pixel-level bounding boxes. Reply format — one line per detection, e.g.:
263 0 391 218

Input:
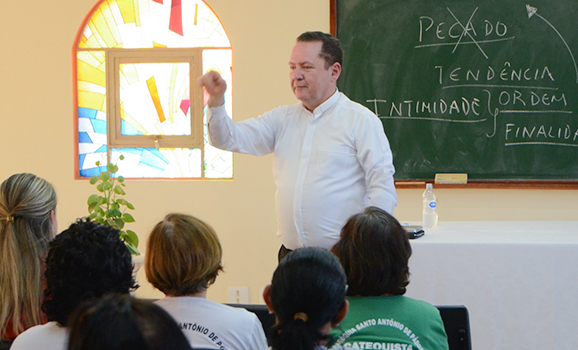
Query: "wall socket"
227 286 249 304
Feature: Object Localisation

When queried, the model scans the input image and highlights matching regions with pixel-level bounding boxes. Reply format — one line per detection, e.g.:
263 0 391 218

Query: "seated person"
67 294 192 350
10 219 137 350
144 213 268 350
1 173 57 345
329 207 449 349
263 247 349 350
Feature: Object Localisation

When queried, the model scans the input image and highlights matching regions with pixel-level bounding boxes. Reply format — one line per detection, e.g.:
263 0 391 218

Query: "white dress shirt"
208 90 397 250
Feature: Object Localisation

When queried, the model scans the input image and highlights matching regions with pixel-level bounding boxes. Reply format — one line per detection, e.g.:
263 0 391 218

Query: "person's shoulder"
11 322 67 350
336 92 376 116
263 102 303 117
398 296 442 317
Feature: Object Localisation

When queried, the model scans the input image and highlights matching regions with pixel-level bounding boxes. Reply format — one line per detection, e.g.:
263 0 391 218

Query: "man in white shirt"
199 31 397 260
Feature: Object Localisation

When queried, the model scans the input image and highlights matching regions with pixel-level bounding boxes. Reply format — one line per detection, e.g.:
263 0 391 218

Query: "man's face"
289 41 340 111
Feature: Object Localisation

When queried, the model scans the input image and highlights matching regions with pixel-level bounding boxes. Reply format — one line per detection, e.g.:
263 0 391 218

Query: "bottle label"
429 201 437 209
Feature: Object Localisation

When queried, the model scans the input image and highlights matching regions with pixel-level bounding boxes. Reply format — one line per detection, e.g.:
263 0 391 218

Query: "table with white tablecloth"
404 221 578 350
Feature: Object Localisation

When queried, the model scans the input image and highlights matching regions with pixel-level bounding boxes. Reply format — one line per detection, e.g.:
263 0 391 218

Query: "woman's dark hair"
67 294 192 350
269 247 347 350
331 206 412 296
42 219 138 326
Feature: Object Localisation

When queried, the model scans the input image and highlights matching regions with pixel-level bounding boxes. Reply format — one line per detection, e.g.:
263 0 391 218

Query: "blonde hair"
145 213 223 296
0 173 57 338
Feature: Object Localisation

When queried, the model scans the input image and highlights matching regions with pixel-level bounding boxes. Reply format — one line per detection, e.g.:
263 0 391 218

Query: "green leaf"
111 202 120 211
87 194 100 206
116 199 128 206
100 172 110 181
126 242 140 255
88 212 97 219
95 161 101 166
108 209 122 217
114 185 126 195
122 213 135 223
89 175 99 185
118 176 125 183
126 202 135 210
108 164 119 174
96 184 104 192
114 218 125 229
88 202 98 213
125 229 139 247
119 155 125 161
101 181 112 191
94 216 105 224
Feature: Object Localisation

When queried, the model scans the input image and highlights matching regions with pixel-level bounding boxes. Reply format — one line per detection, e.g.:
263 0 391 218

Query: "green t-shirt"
328 296 448 350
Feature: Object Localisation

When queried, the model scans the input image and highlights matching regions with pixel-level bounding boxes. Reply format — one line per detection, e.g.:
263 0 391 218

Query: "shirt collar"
303 89 340 118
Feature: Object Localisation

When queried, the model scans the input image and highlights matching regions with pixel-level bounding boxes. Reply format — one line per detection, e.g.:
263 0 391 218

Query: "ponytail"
269 247 347 350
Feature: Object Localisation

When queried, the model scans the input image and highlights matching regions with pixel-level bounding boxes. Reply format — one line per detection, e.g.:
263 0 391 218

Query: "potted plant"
87 155 139 255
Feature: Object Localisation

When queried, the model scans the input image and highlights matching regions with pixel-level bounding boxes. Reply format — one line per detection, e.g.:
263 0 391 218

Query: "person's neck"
167 290 207 298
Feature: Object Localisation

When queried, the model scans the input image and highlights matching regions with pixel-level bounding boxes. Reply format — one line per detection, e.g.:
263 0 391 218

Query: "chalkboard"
333 0 578 182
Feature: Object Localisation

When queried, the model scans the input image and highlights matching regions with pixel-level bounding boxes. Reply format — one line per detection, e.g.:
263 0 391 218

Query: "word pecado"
419 15 508 43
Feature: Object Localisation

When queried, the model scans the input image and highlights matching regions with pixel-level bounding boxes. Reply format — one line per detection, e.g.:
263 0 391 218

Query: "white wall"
1 0 576 304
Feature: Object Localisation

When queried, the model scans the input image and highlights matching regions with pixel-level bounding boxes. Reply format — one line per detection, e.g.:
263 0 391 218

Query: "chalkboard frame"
330 0 578 189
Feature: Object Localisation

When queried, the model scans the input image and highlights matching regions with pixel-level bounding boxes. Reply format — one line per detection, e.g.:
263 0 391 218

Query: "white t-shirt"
155 296 268 350
10 322 68 350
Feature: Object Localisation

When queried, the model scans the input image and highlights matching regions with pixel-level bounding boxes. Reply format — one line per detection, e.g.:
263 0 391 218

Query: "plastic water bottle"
422 183 438 228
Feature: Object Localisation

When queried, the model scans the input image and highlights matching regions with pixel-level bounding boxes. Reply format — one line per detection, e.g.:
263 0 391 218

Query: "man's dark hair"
331 207 412 296
297 31 343 69
42 219 138 326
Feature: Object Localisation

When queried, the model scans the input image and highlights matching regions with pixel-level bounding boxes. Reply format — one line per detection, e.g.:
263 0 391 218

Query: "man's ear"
263 284 274 313
332 299 349 326
330 62 342 82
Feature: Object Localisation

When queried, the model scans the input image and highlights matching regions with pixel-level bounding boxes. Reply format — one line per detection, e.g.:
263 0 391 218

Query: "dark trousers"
278 245 293 262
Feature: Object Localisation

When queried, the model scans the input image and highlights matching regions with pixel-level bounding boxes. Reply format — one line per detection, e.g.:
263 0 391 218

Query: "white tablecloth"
405 221 578 350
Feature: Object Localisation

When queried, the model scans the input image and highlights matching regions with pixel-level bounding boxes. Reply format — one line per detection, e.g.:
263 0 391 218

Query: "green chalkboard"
335 0 578 181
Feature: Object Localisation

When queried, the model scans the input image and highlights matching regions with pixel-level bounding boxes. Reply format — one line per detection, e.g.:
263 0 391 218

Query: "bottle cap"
426 183 433 189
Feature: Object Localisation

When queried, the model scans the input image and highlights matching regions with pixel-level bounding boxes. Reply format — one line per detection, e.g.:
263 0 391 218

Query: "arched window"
75 0 232 178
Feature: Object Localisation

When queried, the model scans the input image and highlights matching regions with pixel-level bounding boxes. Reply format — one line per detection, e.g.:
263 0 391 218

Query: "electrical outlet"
227 286 249 304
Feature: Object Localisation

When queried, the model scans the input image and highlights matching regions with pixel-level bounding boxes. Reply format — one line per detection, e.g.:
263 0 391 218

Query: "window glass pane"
111 148 201 178
79 0 230 49
119 62 191 136
78 50 108 177
202 49 233 178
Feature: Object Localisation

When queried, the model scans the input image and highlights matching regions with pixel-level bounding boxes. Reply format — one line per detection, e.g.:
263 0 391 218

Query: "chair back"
436 305 472 350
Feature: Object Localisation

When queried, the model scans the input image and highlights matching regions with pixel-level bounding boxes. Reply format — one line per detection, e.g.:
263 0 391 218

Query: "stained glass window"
75 0 233 178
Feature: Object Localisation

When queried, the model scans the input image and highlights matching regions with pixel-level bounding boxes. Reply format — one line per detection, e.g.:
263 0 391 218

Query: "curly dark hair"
331 206 412 296
42 219 138 326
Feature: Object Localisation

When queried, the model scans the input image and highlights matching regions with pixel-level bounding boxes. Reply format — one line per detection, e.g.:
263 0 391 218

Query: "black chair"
436 305 472 350
0 340 12 350
229 303 471 350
